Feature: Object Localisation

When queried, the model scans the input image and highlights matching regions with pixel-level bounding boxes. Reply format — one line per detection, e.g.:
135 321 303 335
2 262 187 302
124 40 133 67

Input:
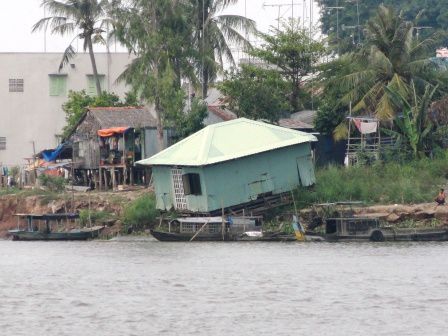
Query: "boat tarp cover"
97 127 130 137
42 143 65 162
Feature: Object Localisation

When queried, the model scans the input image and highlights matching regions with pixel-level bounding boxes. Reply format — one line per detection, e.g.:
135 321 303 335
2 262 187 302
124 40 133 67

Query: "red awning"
97 127 130 137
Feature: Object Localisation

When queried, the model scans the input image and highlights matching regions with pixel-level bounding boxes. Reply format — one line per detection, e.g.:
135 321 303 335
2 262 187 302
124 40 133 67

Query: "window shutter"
58 76 66 95
190 174 202 195
49 75 67 96
87 75 105 96
87 76 96 96
49 76 58 96
182 174 192 195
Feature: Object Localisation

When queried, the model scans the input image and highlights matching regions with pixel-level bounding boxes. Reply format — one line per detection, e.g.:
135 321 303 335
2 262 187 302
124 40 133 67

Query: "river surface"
0 238 447 336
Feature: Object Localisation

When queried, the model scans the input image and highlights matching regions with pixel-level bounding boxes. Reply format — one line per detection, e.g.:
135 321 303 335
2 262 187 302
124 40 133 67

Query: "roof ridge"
137 117 317 167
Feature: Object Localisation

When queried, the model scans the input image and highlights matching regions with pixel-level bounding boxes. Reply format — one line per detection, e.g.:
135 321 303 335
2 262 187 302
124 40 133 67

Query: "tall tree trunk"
202 68 209 98
290 78 299 112
87 35 102 96
154 98 165 151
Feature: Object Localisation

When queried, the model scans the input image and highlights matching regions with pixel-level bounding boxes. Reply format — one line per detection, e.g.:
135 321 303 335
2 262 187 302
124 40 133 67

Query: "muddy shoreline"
2 190 448 238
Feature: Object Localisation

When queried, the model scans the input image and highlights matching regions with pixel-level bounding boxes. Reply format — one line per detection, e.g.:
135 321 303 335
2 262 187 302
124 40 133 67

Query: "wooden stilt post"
112 168 116 191
103 168 108 190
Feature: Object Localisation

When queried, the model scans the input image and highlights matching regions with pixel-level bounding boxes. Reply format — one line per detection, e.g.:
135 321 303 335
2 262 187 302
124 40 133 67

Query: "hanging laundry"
352 118 378 134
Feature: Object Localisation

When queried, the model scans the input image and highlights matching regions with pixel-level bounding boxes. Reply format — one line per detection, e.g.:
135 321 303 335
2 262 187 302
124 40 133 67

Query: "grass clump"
296 157 448 207
79 209 115 226
122 194 159 231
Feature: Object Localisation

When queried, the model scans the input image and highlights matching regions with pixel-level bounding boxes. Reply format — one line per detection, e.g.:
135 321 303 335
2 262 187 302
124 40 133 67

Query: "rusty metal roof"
278 118 314 130
88 106 157 128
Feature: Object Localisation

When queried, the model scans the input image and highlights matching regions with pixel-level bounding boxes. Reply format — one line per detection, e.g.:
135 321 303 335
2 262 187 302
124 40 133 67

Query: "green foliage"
169 98 208 140
218 64 290 122
320 4 446 136
296 157 448 206
315 54 359 136
9 166 20 179
318 0 448 53
315 99 346 135
79 209 114 226
122 194 159 231
251 20 326 111
384 83 437 158
190 0 256 97
38 174 66 192
114 0 194 149
62 90 136 138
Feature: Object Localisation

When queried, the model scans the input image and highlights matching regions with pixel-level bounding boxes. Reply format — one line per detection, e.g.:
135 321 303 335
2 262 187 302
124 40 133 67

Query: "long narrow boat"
8 213 103 241
306 202 448 242
151 216 273 242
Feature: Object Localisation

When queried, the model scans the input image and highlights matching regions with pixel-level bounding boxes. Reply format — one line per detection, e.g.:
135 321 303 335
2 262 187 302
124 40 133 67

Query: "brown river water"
0 238 447 336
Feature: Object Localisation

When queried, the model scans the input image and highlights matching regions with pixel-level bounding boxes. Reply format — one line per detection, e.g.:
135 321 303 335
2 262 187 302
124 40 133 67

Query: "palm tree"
384 82 437 158
113 0 194 150
338 5 443 120
191 0 257 98
32 0 112 95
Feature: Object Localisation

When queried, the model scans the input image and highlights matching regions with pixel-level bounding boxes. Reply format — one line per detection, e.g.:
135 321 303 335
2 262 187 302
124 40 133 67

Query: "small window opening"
182 173 202 195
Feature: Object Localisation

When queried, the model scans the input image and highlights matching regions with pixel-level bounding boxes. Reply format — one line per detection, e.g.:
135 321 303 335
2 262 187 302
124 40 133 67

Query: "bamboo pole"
221 200 225 240
190 220 210 242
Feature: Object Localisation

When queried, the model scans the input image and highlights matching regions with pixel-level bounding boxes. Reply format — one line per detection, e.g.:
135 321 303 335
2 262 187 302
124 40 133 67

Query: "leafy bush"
38 174 66 192
122 194 159 231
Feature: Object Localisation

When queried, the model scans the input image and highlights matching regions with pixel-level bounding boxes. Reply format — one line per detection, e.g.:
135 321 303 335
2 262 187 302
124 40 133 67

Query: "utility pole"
356 0 360 44
263 2 303 30
43 5 47 52
414 26 432 42
346 0 361 45
342 24 357 45
327 3 344 55
31 141 37 184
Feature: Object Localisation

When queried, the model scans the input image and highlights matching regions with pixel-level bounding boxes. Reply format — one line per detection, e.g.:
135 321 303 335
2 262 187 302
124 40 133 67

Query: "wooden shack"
69 106 169 189
137 118 317 215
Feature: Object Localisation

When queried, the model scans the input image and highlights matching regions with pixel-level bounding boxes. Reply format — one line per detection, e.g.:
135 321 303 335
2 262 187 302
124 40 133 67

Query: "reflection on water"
0 239 447 336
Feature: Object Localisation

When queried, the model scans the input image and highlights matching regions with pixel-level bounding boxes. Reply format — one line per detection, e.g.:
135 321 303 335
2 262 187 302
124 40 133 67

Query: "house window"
49 74 67 96
182 173 202 195
9 79 24 92
0 137 6 150
86 74 105 96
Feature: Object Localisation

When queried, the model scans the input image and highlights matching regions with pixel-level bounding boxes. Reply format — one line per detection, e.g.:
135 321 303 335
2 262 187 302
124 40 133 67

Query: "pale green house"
137 118 317 213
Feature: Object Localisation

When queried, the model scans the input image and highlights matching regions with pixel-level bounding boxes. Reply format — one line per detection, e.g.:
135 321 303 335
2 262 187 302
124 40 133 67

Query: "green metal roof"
137 118 317 167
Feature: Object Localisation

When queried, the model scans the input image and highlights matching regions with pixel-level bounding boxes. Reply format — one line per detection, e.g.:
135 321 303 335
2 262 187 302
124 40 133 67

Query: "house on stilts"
68 106 172 189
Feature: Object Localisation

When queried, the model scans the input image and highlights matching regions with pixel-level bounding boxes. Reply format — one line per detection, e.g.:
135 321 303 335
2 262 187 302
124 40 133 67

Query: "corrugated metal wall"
152 142 315 213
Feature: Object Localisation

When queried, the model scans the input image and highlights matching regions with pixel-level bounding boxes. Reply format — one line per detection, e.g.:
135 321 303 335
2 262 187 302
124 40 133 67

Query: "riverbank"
0 188 150 238
2 187 448 239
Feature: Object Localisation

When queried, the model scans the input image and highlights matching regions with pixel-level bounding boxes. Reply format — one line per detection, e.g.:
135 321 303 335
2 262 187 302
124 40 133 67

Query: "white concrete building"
0 52 132 166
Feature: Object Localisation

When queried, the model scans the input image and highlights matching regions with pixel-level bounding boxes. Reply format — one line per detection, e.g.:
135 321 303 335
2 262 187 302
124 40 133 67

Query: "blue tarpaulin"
42 143 65 162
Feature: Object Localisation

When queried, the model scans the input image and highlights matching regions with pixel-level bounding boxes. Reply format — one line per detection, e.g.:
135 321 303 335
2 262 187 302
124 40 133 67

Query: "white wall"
0 52 132 166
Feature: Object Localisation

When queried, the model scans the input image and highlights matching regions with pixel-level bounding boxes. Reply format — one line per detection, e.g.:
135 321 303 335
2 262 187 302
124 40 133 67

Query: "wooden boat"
151 216 274 242
308 202 448 242
8 213 104 241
